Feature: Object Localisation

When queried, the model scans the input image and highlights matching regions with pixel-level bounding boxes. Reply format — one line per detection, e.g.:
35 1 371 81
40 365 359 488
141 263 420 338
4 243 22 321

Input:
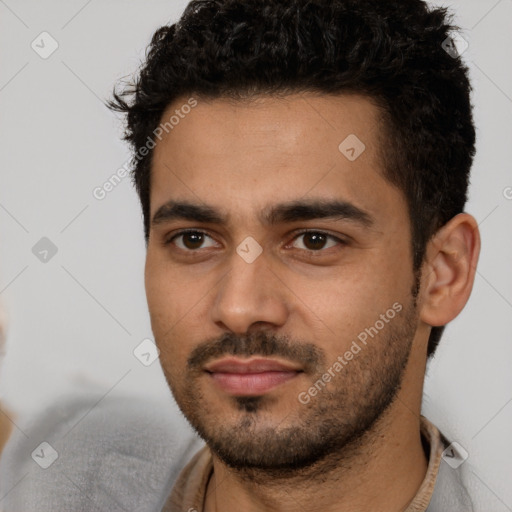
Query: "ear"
419 213 481 327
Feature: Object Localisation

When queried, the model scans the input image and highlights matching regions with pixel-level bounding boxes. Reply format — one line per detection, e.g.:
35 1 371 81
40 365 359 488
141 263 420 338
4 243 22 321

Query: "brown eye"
182 232 205 249
169 231 217 251
303 233 327 250
291 231 341 251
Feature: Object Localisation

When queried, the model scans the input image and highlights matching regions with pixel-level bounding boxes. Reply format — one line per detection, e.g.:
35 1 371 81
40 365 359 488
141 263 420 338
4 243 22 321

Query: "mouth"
204 357 303 396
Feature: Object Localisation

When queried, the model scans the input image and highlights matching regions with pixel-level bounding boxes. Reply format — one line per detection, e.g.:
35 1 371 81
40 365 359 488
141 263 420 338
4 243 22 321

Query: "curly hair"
107 0 475 357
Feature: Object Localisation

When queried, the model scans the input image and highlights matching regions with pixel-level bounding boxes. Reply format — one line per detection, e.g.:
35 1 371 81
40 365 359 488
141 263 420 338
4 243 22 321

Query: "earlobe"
419 213 481 327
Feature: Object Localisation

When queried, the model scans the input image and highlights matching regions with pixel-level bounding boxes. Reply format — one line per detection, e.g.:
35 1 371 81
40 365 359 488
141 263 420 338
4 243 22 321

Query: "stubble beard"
163 298 418 481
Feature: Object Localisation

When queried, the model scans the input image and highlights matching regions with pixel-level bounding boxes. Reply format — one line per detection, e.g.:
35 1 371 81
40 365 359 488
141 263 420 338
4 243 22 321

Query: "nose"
210 247 289 335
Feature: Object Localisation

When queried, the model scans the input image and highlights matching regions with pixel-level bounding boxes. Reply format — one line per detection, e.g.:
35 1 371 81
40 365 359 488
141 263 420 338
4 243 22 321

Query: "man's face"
146 93 421 471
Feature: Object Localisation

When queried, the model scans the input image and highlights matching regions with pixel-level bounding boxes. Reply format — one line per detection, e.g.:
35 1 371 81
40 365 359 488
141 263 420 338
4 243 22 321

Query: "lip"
204 357 302 396
205 357 302 373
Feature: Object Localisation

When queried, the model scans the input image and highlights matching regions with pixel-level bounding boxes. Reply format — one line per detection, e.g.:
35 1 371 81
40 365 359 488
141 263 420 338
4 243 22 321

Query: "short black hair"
107 0 476 358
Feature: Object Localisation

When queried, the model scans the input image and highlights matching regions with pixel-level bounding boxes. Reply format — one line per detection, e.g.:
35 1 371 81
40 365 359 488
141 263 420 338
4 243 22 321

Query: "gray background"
0 0 511 509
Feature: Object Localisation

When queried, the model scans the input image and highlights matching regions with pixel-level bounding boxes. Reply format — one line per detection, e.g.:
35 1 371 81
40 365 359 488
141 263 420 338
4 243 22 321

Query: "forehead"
150 93 404 226
155 92 382 161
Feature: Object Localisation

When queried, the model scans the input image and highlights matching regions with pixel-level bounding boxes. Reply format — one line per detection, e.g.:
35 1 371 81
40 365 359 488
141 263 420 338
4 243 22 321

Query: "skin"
145 93 480 511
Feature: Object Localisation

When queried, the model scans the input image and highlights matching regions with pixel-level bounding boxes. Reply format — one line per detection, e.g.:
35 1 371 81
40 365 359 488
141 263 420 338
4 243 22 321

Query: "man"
108 0 480 510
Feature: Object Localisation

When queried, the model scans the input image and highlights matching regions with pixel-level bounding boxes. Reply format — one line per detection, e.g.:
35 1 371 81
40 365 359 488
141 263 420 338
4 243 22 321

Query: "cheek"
145 259 185 352
145 257 207 362
145 253 188 318
145 265 170 326
288 259 409 351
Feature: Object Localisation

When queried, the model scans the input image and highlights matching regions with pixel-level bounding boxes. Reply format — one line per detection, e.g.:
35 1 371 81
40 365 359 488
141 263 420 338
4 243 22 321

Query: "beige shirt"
164 416 446 511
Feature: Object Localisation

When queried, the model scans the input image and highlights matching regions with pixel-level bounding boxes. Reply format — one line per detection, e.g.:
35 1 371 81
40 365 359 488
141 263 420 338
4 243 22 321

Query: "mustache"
187 331 324 373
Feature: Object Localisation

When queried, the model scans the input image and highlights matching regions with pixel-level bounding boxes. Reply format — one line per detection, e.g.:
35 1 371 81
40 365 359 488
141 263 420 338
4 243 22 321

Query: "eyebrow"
151 199 374 228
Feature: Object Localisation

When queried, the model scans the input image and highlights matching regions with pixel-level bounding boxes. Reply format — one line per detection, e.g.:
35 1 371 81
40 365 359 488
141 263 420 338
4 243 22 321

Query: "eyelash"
164 229 346 253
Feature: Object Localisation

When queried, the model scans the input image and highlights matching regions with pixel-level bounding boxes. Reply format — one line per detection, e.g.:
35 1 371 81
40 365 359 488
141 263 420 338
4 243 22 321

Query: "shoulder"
0 393 204 512
422 417 474 512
